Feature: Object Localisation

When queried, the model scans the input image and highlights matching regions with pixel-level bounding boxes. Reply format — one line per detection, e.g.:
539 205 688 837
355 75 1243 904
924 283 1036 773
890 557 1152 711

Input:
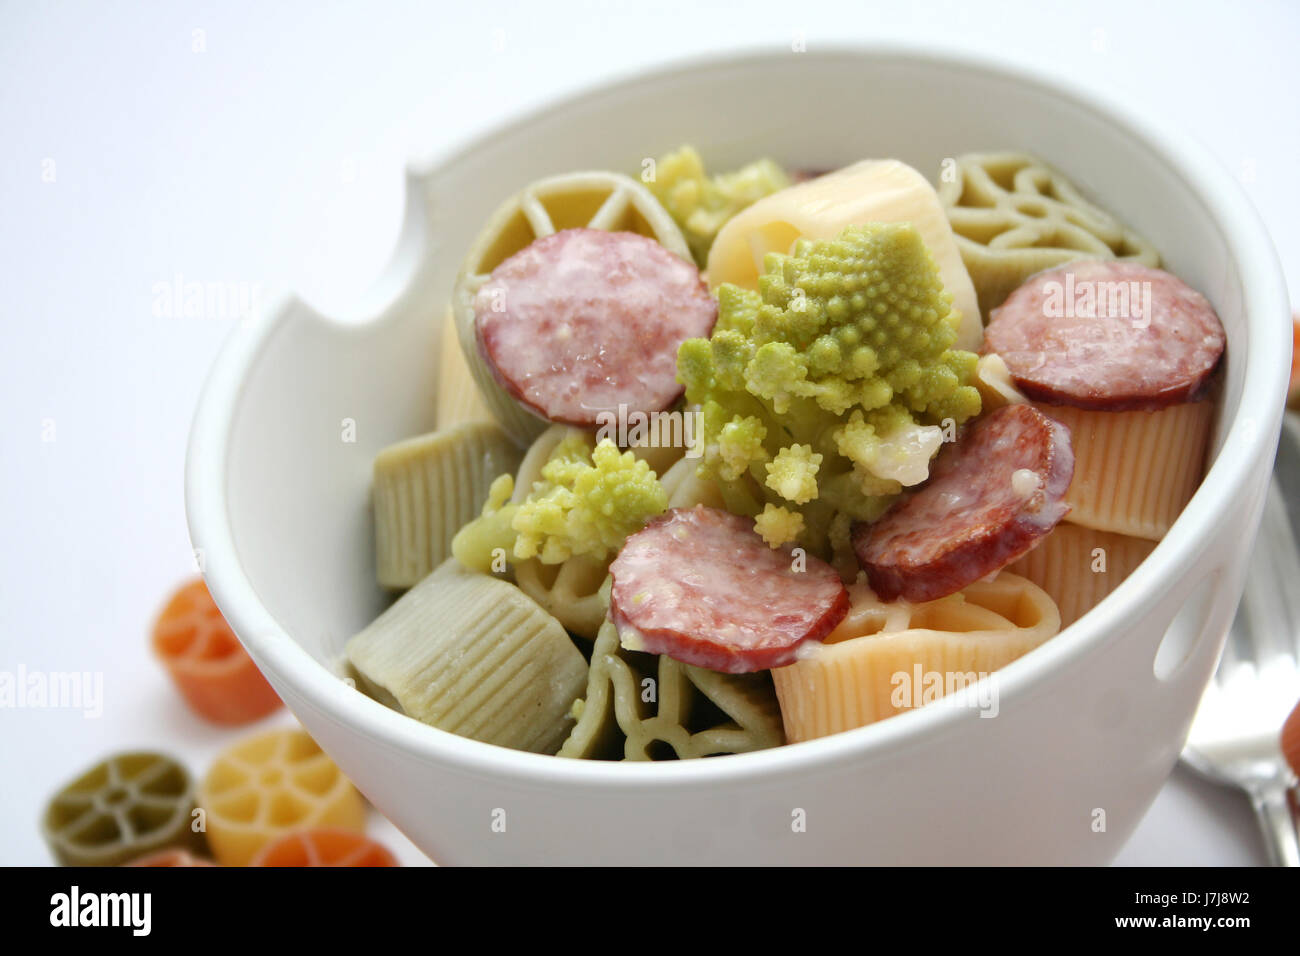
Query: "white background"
1 0 1295 866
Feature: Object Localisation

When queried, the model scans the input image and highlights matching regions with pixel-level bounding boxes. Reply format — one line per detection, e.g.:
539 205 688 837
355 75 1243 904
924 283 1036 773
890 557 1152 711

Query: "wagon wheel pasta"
452 171 691 445
347 559 588 753
559 610 785 760
151 577 282 725
199 728 366 867
936 152 1160 314
250 828 398 867
771 572 1061 741
514 554 610 641
43 752 200 866
372 422 522 589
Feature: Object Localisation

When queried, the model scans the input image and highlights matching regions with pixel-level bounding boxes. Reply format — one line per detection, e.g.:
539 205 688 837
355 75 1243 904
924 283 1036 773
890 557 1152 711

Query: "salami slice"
473 228 717 427
853 404 1074 603
983 260 1225 411
609 506 850 674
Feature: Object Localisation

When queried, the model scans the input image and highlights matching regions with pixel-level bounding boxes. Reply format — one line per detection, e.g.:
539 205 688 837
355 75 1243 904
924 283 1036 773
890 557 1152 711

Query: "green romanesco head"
676 221 982 553
646 145 791 266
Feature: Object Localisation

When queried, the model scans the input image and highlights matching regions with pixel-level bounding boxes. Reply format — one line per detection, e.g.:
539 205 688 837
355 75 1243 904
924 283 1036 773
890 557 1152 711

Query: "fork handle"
1248 784 1299 867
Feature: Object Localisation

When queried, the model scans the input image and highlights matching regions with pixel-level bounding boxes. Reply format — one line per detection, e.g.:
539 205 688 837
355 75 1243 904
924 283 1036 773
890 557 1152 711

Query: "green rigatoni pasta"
346 560 588 754
372 422 522 589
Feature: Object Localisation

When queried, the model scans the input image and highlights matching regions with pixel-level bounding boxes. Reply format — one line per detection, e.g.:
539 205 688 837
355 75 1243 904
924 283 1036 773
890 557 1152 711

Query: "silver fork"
1183 412 1300 866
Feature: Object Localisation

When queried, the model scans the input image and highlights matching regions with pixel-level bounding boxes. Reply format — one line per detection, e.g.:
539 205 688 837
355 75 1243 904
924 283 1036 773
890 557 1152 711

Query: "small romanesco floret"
451 436 668 573
676 221 982 556
512 437 667 564
646 145 791 266
765 444 822 504
754 504 805 549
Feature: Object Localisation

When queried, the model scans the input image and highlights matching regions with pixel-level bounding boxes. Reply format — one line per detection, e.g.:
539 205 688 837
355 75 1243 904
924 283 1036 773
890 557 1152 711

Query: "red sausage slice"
474 228 717 427
853 404 1074 603
983 260 1225 411
609 506 850 673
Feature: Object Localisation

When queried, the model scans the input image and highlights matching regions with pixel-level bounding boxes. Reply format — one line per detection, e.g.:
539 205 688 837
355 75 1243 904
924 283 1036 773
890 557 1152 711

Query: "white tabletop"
1 0 1294 866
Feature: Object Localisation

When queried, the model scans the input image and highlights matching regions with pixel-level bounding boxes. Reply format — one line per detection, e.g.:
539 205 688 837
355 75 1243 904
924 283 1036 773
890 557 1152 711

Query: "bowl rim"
186 40 1290 788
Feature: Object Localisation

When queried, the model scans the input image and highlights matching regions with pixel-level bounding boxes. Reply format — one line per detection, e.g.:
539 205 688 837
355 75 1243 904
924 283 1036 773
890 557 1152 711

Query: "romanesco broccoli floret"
452 436 668 573
676 221 982 557
765 444 822 504
646 146 791 266
754 503 806 549
512 437 667 563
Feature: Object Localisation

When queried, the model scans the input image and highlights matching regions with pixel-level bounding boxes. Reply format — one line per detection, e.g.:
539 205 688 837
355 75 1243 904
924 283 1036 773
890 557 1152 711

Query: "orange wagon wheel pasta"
250 828 398 867
152 577 282 725
199 729 366 867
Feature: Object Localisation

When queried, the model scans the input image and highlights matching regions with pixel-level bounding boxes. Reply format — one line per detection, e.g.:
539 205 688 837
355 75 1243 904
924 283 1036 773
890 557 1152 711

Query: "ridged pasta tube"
346 560 588 754
372 422 522 589
772 572 1060 741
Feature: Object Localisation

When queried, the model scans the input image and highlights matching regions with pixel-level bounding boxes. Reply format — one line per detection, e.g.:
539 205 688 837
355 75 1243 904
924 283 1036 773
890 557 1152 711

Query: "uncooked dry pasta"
199 729 365 867
372 422 521 589
936 152 1160 314
42 752 201 866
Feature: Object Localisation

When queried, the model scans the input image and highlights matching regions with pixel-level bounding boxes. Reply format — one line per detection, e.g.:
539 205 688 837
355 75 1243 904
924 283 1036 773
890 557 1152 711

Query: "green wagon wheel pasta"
936 152 1160 315
372 422 522 589
42 752 201 866
559 610 785 760
451 171 691 445
347 559 588 754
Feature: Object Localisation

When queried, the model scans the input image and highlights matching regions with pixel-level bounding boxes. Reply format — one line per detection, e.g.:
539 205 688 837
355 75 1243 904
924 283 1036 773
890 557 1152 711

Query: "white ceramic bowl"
186 45 1290 864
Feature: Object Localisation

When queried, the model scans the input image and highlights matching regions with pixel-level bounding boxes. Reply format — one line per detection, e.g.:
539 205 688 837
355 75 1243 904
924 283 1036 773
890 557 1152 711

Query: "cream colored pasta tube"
1034 401 1215 541
346 560 588 754
1008 522 1155 628
435 306 496 429
771 572 1060 742
372 422 521 589
707 159 983 351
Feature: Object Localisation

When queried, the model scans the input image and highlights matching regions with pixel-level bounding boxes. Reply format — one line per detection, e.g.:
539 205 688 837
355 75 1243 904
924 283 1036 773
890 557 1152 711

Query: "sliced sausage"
853 404 1074 603
474 228 717 427
609 506 849 673
983 260 1225 411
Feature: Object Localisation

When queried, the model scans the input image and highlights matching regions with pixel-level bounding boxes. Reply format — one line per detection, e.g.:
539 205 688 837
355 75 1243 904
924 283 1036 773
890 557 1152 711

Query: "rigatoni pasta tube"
372 422 522 589
1033 401 1214 541
1008 522 1155 628
346 560 588 754
771 572 1059 742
